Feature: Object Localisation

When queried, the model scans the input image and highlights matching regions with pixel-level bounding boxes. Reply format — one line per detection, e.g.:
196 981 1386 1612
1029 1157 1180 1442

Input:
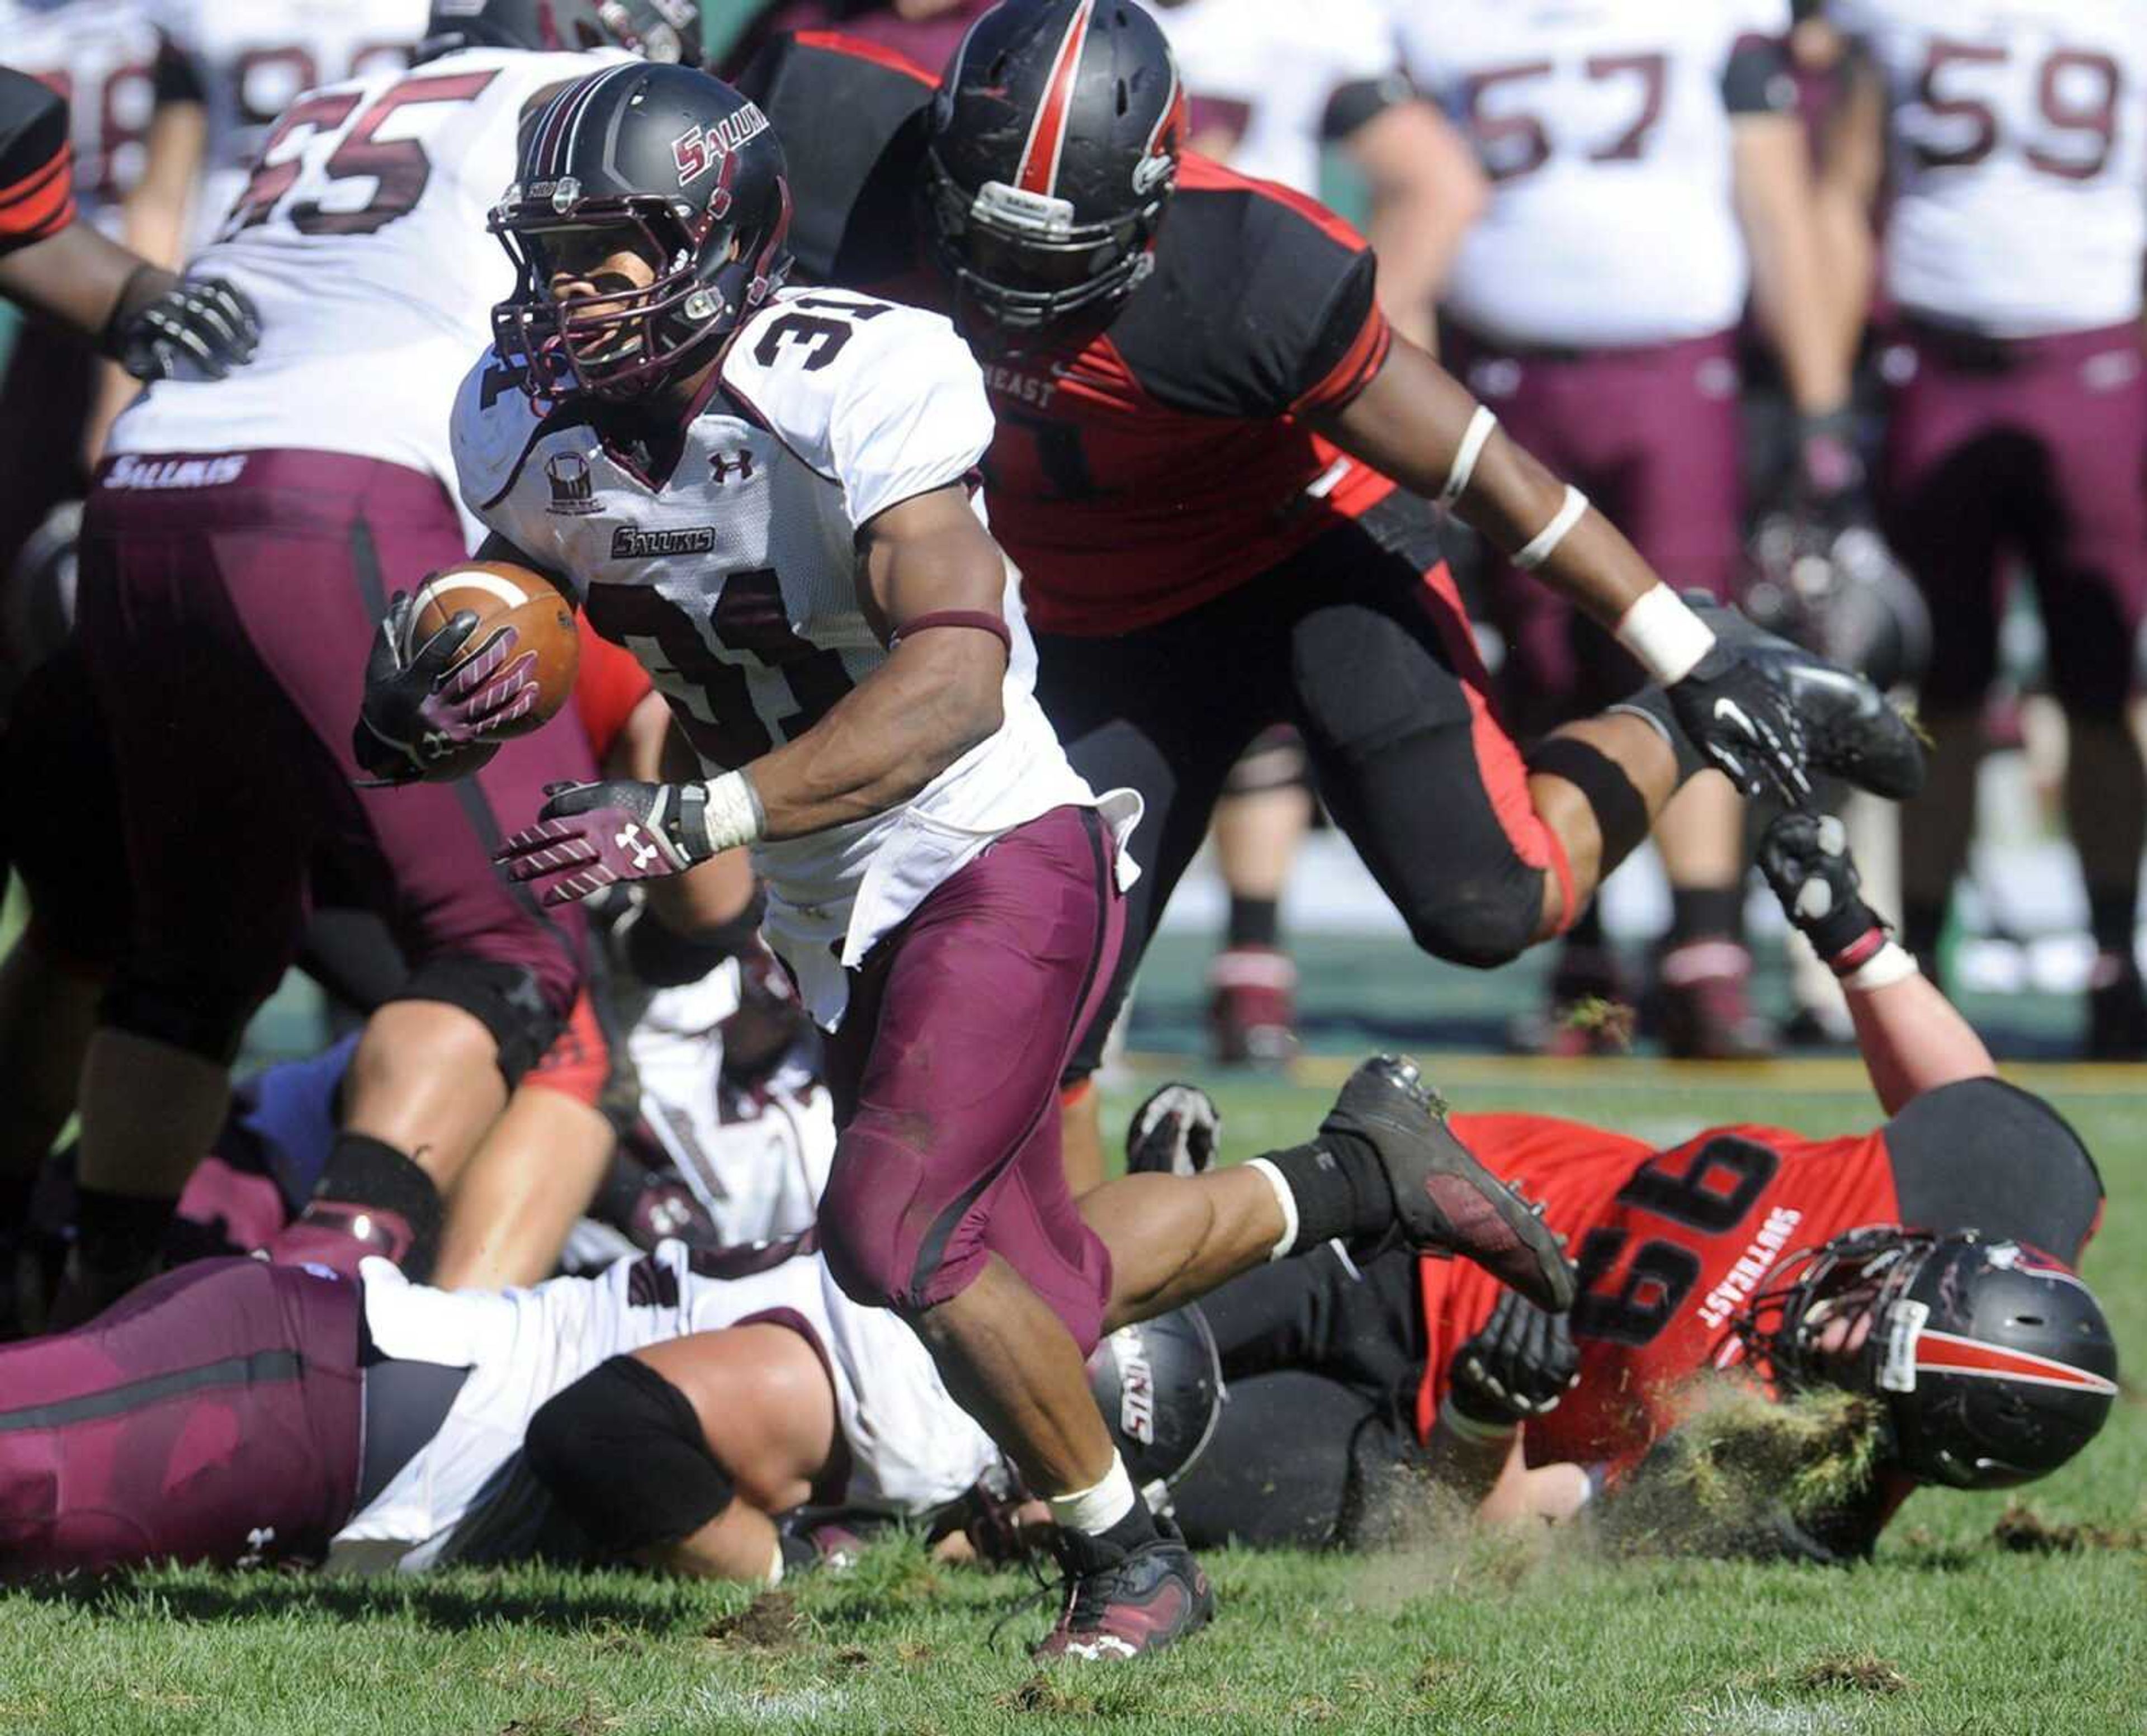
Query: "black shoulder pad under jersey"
734 31 935 285
1883 1078 2106 1263
1108 166 1384 420
0 68 72 256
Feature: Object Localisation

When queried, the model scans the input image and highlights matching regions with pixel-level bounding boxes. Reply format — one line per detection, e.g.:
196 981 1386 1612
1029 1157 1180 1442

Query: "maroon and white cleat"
1032 1520 1215 1662
1207 945 1300 1067
1652 939 1776 1061
262 1202 417 1280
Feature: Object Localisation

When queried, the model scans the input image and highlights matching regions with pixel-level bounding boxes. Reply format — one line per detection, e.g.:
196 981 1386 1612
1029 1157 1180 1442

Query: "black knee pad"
100 971 256 1065
1396 866 1543 970
390 955 560 1086
1526 735 1653 867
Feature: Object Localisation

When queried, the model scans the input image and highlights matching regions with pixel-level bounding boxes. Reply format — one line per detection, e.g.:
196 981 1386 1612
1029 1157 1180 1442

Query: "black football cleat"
1322 1057 1576 1313
1124 1082 1221 1178
1680 592 1926 800
1033 1519 1214 1662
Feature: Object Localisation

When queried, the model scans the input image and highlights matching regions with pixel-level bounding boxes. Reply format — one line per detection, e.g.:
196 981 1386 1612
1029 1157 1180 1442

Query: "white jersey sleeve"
1833 0 2147 336
723 292 994 529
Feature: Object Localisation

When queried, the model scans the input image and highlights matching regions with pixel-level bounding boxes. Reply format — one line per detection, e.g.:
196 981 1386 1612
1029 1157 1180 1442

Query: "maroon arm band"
893 609 1013 657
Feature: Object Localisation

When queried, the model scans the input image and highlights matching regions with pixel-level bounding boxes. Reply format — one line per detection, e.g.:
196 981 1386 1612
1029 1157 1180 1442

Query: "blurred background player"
1398 0 1856 1058
1172 811 2113 1559
0 0 206 586
155 0 429 254
1817 0 2147 1056
722 0 993 77
54 0 703 1323
1147 0 1488 1066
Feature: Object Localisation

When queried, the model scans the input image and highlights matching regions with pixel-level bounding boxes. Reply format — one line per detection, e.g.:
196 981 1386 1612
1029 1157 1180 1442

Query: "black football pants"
1033 494 1555 1081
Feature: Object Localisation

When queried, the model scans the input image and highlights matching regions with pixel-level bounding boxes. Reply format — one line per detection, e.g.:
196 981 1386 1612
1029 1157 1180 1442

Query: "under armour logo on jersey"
711 448 755 484
616 823 661 872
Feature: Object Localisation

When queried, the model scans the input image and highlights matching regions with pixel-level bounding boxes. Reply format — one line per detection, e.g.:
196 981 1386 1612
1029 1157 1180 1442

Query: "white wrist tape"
1613 582 1718 686
1841 939 1919 992
1437 405 1499 509
1437 1394 1519 1446
1246 1157 1301 1262
1512 484 1590 571
1048 1453 1137 1536
701 770 765 855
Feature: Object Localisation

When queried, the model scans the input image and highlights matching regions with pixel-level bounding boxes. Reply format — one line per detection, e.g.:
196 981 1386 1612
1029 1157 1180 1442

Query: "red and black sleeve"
1110 158 1392 421
0 67 75 258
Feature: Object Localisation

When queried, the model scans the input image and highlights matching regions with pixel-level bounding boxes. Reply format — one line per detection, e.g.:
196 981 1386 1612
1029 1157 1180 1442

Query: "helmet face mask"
1735 1228 2118 1492
488 68 792 407
923 0 1185 351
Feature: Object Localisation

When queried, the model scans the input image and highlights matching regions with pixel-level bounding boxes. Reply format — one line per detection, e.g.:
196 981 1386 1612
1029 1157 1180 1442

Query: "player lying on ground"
0 1064 1491 1586
357 60 1574 1661
0 64 257 380
736 2 1926 1188
1165 813 2117 1561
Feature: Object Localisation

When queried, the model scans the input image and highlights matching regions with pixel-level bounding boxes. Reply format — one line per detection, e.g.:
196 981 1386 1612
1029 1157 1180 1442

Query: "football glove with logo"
1447 1288 1581 1428
111 275 261 381
1757 811 1888 971
494 779 718 907
1667 638 1813 803
353 593 540 786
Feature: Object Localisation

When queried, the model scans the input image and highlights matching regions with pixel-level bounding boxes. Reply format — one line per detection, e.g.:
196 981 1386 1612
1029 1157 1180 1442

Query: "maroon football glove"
494 779 717 907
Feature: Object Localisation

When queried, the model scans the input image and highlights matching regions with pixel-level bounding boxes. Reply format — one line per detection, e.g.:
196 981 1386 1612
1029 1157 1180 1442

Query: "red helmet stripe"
1914 1329 2118 1394
1015 0 1096 197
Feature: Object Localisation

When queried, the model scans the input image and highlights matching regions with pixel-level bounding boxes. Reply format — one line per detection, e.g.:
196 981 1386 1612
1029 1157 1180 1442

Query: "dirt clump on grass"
1798 1652 1910 1695
704 1590 803 1649
1992 1502 2147 1554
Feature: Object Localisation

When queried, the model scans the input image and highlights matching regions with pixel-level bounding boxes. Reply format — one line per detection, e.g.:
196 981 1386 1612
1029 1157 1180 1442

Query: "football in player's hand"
403 560 580 748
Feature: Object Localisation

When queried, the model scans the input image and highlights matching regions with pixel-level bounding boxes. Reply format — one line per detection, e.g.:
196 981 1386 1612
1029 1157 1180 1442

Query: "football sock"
1226 896 1280 950
1250 1133 1392 1257
2088 890 2137 967
1670 886 1744 948
1049 1453 1155 1546
304 1133 443 1278
74 1185 177 1278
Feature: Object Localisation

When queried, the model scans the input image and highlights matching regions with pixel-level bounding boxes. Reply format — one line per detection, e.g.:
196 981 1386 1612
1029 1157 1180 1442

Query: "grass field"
1 1053 2140 1735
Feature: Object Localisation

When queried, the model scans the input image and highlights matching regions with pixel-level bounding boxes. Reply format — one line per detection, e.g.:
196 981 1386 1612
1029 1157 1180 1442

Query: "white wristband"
1842 940 1919 992
1437 405 1498 509
1437 1394 1519 1446
700 770 765 854
1512 484 1590 571
1612 583 1718 687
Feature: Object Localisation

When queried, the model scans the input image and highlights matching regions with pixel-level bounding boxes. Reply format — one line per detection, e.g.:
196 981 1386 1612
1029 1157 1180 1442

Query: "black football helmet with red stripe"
420 0 701 63
1737 1228 2118 1490
921 0 1185 347
488 64 791 403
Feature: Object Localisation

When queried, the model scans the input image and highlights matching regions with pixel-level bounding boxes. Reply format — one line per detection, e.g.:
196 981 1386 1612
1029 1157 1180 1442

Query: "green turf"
2 1063 2141 1734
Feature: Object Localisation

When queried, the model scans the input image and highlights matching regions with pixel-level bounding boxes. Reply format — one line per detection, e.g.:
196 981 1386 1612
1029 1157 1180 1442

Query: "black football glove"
1668 637 1814 805
1447 1287 1581 1430
112 276 261 382
354 592 540 786
1757 811 1889 971
494 779 717 907
1791 405 1866 531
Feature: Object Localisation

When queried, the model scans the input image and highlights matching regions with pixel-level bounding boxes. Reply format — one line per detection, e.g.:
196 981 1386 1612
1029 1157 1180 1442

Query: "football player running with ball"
388 61 1577 1661
738 2 1926 1186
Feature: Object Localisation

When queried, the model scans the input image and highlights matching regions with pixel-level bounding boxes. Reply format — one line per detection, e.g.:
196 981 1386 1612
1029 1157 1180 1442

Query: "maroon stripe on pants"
819 805 1122 1353
1445 327 1744 735
0 1260 363 1575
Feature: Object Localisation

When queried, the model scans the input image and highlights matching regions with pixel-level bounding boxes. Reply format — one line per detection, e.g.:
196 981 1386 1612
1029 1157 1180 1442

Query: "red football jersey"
737 32 1401 637
571 613 655 770
0 67 75 255
1418 1111 1904 1480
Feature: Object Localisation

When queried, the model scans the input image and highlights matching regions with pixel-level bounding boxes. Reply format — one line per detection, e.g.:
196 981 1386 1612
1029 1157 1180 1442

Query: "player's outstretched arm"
1312 341 1817 802
1759 812 1995 1115
746 481 1011 839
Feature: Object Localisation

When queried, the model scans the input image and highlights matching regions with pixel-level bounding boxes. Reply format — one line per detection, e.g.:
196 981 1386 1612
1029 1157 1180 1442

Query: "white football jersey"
1831 0 2147 337
108 45 630 520
1149 0 1403 196
453 287 1104 1028
629 961 835 1247
330 1242 998 1571
154 0 429 253
0 0 178 226
1397 0 1791 347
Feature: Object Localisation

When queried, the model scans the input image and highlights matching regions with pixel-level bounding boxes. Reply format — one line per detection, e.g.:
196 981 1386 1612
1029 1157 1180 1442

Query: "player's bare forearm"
0 223 161 343
1814 55 1888 362
1352 101 1486 349
1733 116 1852 415
1425 1417 1524 1508
747 486 1008 840
1317 342 1662 628
1845 972 1997 1118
